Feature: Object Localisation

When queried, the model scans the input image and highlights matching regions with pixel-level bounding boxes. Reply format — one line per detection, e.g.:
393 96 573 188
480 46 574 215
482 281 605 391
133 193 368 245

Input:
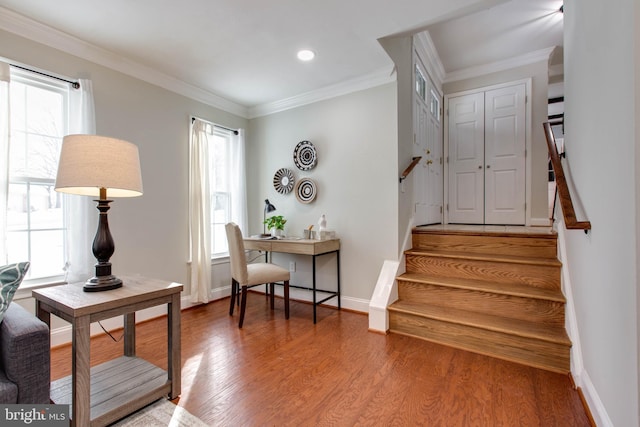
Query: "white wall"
247 83 398 305
0 30 248 301
563 0 639 425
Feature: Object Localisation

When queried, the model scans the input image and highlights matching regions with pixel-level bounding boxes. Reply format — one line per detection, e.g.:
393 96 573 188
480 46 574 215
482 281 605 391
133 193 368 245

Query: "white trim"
49 294 199 348
530 217 552 227
444 47 555 84
413 31 445 92
0 6 248 118
248 67 396 118
576 370 614 427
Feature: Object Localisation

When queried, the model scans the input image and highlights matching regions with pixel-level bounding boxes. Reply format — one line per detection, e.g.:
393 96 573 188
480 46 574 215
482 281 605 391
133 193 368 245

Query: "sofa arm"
0 302 50 404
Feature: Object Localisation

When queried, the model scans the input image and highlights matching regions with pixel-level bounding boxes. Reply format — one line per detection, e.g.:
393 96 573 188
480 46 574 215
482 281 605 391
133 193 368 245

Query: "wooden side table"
33 276 183 427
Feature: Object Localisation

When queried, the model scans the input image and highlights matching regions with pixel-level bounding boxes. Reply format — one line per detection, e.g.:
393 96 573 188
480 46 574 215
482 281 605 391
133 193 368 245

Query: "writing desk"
244 237 341 323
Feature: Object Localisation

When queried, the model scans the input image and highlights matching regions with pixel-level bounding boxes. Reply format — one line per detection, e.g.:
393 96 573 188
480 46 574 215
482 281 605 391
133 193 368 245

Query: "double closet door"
448 83 526 225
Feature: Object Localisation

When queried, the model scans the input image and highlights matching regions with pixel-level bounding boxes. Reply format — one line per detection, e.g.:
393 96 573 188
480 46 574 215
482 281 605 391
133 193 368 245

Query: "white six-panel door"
484 84 526 224
448 83 526 225
448 92 485 223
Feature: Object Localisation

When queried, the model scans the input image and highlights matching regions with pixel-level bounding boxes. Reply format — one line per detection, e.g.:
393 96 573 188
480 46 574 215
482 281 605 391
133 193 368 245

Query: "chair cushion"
245 263 290 286
0 262 30 325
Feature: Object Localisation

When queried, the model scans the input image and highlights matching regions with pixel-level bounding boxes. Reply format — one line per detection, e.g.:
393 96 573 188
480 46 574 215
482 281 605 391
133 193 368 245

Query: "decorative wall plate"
273 168 295 194
293 140 317 171
294 178 317 204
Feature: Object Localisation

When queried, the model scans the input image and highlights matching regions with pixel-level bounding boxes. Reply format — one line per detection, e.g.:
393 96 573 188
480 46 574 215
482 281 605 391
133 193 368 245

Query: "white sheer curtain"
189 119 212 303
63 78 96 282
0 62 9 265
230 129 248 234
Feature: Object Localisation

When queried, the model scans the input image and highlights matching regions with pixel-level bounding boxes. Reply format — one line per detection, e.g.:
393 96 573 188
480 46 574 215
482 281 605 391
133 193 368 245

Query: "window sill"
14 279 66 301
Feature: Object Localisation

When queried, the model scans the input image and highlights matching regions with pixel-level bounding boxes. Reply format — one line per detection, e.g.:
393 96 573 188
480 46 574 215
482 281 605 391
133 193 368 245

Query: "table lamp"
263 199 276 236
55 135 143 292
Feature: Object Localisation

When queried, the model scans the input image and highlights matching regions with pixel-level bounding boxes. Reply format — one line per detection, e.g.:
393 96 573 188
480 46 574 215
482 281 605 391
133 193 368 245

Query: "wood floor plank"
50 295 591 426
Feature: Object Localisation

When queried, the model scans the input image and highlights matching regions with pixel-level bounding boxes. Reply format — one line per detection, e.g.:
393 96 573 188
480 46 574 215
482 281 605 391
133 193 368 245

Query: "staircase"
388 226 571 374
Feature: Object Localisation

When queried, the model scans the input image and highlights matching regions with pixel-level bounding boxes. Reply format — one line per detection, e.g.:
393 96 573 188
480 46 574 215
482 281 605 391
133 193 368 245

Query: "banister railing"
543 122 591 233
399 156 421 183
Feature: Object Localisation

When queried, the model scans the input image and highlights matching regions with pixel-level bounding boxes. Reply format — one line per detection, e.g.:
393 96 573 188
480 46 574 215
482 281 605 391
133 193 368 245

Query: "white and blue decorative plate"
294 178 317 204
293 140 317 171
273 168 295 194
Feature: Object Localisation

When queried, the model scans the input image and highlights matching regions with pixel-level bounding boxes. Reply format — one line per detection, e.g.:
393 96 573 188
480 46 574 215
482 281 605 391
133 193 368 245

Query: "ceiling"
0 0 563 115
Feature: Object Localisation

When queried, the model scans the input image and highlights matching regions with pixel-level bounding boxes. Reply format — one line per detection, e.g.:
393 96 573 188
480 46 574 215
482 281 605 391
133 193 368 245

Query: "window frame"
6 68 70 285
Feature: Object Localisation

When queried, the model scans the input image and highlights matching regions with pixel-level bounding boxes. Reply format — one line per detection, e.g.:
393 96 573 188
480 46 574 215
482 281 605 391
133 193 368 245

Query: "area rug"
111 399 209 426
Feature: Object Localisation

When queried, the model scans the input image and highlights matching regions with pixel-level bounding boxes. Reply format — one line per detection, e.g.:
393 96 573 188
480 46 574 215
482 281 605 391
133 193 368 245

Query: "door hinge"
525 95 528 104
440 206 443 213
446 204 449 211
440 157 443 165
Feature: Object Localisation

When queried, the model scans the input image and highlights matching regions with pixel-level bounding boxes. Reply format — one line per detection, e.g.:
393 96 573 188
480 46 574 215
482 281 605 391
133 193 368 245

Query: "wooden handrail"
399 156 422 183
543 122 591 232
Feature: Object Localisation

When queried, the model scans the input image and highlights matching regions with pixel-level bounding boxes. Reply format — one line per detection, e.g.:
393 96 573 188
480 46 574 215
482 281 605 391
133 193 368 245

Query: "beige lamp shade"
55 134 143 198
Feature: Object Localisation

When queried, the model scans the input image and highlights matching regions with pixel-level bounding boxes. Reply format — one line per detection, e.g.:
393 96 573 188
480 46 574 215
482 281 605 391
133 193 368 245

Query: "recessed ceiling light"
297 49 315 61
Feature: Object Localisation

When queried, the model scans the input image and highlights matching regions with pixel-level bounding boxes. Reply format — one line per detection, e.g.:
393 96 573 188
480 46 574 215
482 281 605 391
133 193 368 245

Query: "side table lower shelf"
50 356 171 426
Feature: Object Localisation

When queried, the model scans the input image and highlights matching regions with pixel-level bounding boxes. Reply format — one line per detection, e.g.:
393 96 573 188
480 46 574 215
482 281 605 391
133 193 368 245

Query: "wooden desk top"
244 237 340 256
32 276 183 318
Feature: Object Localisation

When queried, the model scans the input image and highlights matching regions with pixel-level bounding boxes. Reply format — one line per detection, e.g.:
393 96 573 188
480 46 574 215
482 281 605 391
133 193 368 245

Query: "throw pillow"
0 262 30 324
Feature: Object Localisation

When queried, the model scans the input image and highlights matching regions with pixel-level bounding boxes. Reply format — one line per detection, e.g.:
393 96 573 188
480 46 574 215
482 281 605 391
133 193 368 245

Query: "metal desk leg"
312 254 317 323
337 249 341 309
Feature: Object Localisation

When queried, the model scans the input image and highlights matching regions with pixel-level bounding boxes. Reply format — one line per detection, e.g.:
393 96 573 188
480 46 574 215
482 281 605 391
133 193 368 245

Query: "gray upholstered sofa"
0 302 50 403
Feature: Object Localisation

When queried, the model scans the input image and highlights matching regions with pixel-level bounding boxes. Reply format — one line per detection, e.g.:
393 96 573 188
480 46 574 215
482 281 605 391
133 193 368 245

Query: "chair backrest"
225 222 248 284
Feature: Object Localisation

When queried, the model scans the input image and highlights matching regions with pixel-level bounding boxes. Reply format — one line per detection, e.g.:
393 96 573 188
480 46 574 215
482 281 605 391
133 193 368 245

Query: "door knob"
486 165 491 169
426 160 433 165
478 165 482 169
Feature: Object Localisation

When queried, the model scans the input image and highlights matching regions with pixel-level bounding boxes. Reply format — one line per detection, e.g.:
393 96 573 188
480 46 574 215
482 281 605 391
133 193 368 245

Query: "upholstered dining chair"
225 222 290 328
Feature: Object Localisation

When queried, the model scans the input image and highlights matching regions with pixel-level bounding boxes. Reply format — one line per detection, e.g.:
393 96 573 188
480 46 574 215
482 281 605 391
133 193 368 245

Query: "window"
429 89 441 122
415 65 426 101
6 69 69 282
209 127 234 257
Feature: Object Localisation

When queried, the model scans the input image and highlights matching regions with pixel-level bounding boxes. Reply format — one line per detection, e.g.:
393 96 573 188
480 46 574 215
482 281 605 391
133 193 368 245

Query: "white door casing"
425 87 443 224
413 97 430 225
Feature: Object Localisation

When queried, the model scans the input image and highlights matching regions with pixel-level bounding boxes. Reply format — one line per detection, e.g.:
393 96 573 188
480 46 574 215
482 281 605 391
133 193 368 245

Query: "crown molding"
248 66 396 118
413 31 445 91
444 46 556 83
0 7 249 118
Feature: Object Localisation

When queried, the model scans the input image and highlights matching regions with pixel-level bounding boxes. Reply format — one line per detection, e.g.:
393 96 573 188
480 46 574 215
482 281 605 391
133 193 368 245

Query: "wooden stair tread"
413 227 557 239
397 272 566 303
389 300 571 346
405 249 562 267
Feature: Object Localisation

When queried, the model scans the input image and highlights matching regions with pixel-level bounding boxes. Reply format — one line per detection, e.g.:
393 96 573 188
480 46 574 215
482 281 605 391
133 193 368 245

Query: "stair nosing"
412 228 558 239
405 249 562 267
388 301 572 346
397 272 566 303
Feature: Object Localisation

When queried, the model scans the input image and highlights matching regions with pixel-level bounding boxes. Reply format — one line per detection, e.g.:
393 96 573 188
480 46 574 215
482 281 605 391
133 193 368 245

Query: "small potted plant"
264 215 287 237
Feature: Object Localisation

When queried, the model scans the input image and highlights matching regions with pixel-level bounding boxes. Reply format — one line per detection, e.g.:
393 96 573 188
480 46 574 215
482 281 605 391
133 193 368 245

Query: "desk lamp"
55 135 143 292
263 199 276 236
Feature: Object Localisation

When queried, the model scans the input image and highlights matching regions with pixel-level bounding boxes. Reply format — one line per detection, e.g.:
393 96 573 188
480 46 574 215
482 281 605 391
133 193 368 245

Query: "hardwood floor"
50 295 591 426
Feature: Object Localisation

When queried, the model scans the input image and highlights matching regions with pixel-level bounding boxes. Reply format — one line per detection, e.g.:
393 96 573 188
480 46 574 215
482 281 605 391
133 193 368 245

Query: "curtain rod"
191 116 239 135
10 64 80 89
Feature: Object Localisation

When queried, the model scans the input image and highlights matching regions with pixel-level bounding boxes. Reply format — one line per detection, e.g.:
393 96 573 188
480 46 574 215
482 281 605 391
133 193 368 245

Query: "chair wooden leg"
284 280 290 319
239 285 248 328
270 283 275 310
229 279 237 315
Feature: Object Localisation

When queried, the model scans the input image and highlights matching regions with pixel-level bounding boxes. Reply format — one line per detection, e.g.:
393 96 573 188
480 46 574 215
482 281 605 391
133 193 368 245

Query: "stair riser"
412 233 557 259
389 311 570 374
405 255 560 290
397 280 565 326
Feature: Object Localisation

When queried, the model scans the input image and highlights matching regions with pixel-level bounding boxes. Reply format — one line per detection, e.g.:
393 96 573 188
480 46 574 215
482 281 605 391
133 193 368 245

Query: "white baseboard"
575 370 614 427
530 217 552 226
50 295 197 348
